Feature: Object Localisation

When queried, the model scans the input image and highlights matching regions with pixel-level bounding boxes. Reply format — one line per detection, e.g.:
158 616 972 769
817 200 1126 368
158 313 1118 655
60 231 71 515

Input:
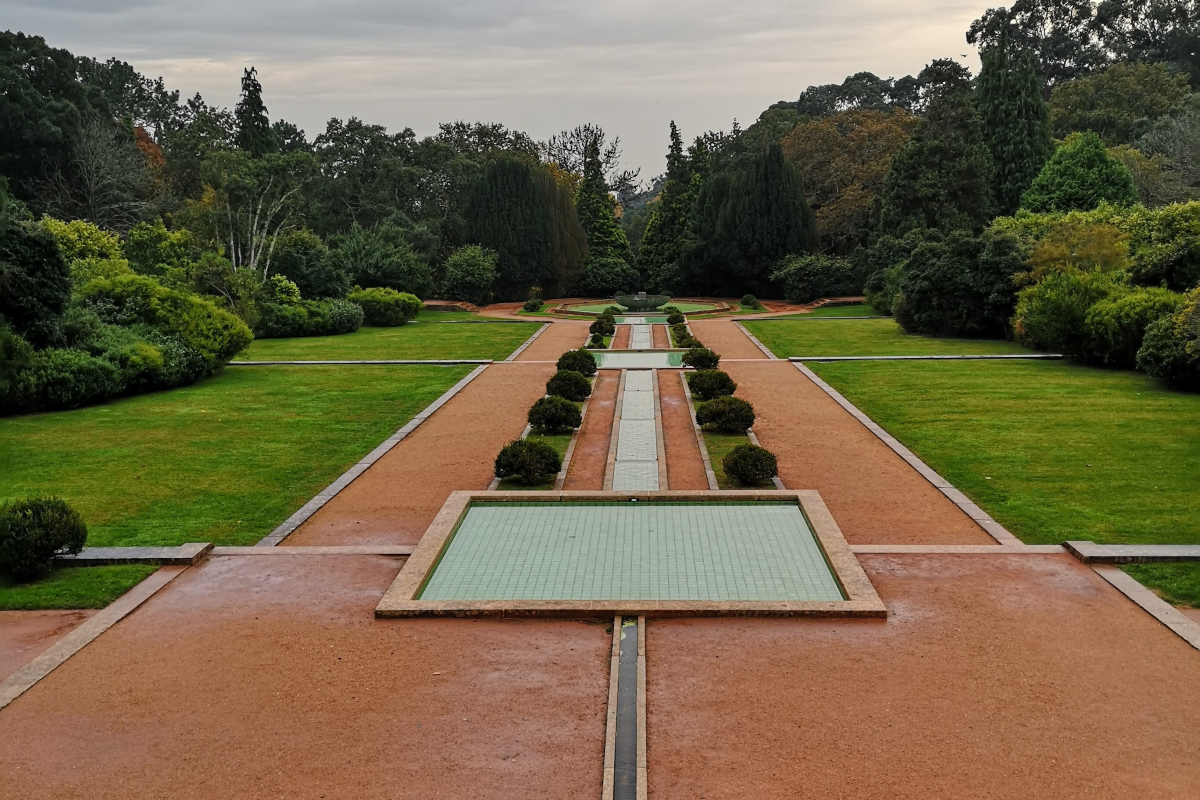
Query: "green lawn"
802 304 881 317
810 360 1200 546
497 432 574 490
742 318 1029 358
1 365 470 549
1 565 158 610
702 431 769 489
1122 564 1200 609
418 309 478 321
572 301 718 314
239 321 539 361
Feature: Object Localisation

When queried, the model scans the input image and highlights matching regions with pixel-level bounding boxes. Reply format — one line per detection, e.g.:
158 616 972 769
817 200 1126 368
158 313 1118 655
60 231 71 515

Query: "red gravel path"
689 319 768 359
725 360 990 544
647 553 1200 799
0 610 95 683
515 320 589 361
659 371 710 490
652 325 669 349
0 556 610 799
563 372 618 490
611 325 630 350
289 362 553 546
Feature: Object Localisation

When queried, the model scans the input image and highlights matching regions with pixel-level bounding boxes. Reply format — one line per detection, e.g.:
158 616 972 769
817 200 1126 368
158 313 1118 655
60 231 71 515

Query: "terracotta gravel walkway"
289 362 553 546
659 371 710 490
0 611 95 684
563 372 618 490
514 320 589 361
689 318 768 359
647 553 1200 800
724 359 990 544
0 556 610 800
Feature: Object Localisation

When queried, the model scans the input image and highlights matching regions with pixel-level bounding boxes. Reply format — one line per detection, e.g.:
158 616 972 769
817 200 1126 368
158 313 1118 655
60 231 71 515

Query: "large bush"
546 369 592 401
528 396 582 434
122 218 195 279
892 230 1024 338
556 348 598 377
0 322 34 410
0 497 88 581
9 348 121 412
271 229 348 299
41 217 132 289
695 395 755 433
328 223 434 298
1012 269 1125 355
79 274 253 368
1137 289 1200 391
1082 287 1183 368
722 444 778 486
687 369 736 401
770 253 868 304
0 219 72 347
1021 132 1136 213
575 255 641 296
348 287 421 326
256 298 363 338
590 314 616 337
494 439 562 484
442 245 497 306
682 347 720 370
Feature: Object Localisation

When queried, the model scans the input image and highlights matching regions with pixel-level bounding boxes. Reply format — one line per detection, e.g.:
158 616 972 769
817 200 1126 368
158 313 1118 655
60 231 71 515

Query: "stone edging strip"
787 354 1064 362
0 566 187 711
228 359 491 366
505 322 551 361
1091 566 1200 650
652 370 669 490
792 362 1020 545
601 615 621 800
602 371 627 491
1065 541 1200 563
256 363 490 546
56 543 211 566
733 321 778 359
636 615 648 799
679 372 719 490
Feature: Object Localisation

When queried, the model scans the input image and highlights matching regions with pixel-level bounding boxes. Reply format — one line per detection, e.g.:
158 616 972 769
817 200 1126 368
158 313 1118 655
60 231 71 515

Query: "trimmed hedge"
0 497 87 581
556 348 598 377
1082 287 1182 368
494 439 562 484
682 347 720 370
590 314 616 337
347 287 421 326
1137 288 1200 391
672 324 703 349
256 298 364 338
523 298 543 312
695 395 755 433
1013 270 1124 355
528 396 582 434
546 369 592 401
723 444 778 486
667 311 686 325
687 369 737 401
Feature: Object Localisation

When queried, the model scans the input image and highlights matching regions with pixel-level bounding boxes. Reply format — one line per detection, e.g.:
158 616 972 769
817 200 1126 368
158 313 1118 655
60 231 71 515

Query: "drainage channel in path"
610 370 664 491
603 616 645 800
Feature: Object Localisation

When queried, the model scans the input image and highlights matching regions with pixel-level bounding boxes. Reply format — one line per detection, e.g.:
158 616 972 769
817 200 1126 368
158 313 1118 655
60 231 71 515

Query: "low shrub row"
347 287 421 326
590 312 616 337
0 497 87 581
671 323 703 349
682 347 720 370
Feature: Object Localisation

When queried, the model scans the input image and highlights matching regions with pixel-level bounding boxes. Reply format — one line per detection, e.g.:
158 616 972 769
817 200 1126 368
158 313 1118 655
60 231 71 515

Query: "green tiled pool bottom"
418 502 844 601
592 351 683 369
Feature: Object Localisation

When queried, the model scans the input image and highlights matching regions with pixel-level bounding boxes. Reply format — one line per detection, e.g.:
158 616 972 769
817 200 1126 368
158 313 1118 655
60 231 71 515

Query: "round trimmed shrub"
682 347 720 370
523 298 543 312
494 439 562 484
722 444 778 486
741 294 759 308
528 396 582 433
1082 287 1183 368
556 348 598 377
347 287 421 326
687 369 737 401
588 333 607 349
695 396 755 433
605 305 623 315
590 315 616 337
0 497 88 581
546 369 592 401
667 311 686 325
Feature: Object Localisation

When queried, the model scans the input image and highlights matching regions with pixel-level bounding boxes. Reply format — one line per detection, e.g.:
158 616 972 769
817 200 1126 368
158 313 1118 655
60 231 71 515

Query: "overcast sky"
7 0 992 179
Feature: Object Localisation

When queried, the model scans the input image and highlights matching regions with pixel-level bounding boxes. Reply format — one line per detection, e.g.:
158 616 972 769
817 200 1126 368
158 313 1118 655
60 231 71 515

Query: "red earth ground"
0 611 95 683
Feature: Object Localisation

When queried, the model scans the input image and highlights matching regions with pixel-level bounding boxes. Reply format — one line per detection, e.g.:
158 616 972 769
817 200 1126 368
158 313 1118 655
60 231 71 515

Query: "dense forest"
2 0 1200 414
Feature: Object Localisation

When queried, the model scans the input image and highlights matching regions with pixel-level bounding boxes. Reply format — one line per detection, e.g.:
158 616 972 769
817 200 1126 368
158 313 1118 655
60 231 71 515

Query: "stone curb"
1065 541 1200 564
787 354 1064 362
255 363 490 546
56 543 211 566
792 361 1022 545
505 322 550 361
678 373 718 491
733 321 778 359
0 566 187 711
1091 566 1200 651
228 359 492 366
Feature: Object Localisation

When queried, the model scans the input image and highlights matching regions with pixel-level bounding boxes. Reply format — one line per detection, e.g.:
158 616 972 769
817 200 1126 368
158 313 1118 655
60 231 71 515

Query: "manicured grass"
238 321 539 361
1123 564 1200 609
1 365 471 548
810 360 1200 546
496 432 574 490
572 301 718 314
418 309 478 321
802 304 880 317
515 305 562 318
742 318 1028 358
0 564 158 610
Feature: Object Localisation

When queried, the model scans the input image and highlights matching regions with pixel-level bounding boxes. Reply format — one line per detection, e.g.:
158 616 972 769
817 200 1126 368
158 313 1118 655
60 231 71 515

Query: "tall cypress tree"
534 166 588 297
976 35 1052 216
464 157 553 300
235 67 275 157
575 135 633 264
640 121 697 292
879 60 995 234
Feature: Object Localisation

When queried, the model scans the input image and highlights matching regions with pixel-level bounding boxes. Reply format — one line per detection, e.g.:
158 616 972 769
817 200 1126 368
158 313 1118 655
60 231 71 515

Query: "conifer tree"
534 166 588 296
575 135 633 264
235 67 276 157
639 122 697 292
879 60 995 234
1021 131 1136 212
464 157 553 300
975 36 1052 216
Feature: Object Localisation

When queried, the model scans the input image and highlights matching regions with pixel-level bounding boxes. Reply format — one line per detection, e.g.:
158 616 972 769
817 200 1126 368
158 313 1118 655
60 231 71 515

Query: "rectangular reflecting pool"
592 351 683 369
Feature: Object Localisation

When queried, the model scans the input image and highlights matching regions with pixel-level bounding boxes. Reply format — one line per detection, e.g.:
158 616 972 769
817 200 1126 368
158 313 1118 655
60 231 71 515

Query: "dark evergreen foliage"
0 497 88 580
640 122 698 292
1021 131 1137 212
722 444 778 486
0 220 72 348
464 157 553 301
234 67 276 157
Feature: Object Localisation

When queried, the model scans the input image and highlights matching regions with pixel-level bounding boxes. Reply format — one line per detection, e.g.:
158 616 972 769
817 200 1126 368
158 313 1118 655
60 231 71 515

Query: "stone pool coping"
375 490 887 619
